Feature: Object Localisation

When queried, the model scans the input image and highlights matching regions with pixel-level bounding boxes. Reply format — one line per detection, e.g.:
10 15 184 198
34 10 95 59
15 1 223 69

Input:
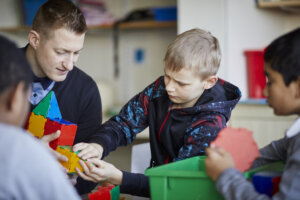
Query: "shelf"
0 25 31 32
0 21 177 33
88 21 177 30
118 21 177 29
257 0 300 8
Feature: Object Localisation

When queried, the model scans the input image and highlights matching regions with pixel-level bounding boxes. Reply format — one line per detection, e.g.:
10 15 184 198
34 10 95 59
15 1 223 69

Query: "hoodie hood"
178 78 241 122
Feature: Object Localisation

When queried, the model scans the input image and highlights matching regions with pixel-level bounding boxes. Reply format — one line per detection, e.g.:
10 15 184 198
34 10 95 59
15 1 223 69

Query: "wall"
0 0 177 105
178 0 300 99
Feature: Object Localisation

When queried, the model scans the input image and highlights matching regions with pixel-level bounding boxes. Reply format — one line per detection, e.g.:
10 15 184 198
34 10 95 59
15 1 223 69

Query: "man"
24 0 104 194
0 34 80 199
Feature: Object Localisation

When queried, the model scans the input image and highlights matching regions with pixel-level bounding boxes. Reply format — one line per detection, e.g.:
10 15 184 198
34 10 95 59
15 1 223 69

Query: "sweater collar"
286 117 300 138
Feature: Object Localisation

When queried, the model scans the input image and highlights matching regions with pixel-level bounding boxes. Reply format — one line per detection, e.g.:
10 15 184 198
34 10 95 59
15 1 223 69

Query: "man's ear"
204 75 218 90
28 30 40 49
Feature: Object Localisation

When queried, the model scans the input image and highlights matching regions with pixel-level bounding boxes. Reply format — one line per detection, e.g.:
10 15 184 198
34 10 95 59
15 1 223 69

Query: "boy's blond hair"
164 28 221 79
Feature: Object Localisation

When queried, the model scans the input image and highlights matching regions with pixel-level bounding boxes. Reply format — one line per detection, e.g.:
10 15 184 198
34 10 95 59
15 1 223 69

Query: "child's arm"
205 145 300 200
87 77 163 158
76 158 123 185
76 159 151 197
176 114 226 160
251 137 287 169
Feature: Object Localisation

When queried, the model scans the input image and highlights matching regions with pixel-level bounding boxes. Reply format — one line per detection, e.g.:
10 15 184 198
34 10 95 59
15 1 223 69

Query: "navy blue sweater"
90 76 241 197
28 66 103 195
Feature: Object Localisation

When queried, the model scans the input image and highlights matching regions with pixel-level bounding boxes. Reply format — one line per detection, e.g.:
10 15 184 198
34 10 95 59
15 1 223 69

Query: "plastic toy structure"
210 126 260 172
56 145 83 173
88 185 120 200
26 91 77 150
25 91 82 173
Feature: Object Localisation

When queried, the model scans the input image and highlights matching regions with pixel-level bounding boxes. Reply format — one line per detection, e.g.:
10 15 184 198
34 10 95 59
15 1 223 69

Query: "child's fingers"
41 130 60 143
75 167 97 182
214 147 229 156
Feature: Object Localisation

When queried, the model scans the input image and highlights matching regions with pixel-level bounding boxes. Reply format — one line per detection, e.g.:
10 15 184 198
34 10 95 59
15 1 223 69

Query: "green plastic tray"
145 156 284 200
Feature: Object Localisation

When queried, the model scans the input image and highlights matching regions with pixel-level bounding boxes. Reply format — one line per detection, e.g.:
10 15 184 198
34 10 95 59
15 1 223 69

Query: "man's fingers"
41 130 61 143
73 142 88 152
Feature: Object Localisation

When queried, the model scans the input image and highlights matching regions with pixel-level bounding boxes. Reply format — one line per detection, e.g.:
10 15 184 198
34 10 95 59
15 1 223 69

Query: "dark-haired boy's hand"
40 130 68 162
205 147 234 181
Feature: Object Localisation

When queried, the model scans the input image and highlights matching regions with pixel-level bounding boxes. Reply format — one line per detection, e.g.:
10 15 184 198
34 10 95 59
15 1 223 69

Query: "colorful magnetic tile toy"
26 91 77 150
56 145 83 174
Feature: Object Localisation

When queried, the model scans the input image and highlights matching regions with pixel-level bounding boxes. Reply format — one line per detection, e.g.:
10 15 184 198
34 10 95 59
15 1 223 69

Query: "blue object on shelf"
151 6 177 21
22 0 47 26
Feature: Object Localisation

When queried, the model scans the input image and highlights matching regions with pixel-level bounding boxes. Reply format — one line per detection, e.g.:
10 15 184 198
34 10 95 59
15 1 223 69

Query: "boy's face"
164 67 206 108
263 63 299 115
34 28 85 82
17 87 31 127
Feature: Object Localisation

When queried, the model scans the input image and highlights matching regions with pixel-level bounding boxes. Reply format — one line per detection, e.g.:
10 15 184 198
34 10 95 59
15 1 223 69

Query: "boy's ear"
294 77 300 98
28 30 40 49
204 75 218 90
7 82 26 113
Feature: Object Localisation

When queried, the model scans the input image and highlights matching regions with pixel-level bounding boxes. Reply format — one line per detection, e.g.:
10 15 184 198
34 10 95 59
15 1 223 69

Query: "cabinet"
228 103 297 148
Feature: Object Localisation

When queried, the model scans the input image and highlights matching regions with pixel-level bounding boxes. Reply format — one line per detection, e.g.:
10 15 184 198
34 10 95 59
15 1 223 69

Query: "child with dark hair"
0 34 80 199
205 28 300 200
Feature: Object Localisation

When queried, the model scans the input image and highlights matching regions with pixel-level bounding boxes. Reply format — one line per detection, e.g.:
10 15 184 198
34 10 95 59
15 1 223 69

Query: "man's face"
263 63 298 115
35 28 85 82
164 67 206 108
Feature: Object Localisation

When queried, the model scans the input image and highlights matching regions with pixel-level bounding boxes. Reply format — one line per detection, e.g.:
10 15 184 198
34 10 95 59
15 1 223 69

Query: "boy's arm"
251 137 288 169
88 78 163 158
215 148 300 200
176 113 226 160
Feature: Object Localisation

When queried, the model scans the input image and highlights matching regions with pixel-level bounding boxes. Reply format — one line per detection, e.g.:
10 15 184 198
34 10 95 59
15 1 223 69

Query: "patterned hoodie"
91 76 241 196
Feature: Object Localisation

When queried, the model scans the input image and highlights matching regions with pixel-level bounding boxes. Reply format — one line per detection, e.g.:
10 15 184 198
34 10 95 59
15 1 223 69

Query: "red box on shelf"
244 50 266 99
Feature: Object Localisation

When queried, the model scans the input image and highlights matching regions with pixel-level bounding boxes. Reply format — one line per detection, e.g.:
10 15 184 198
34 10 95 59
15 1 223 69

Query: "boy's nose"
262 85 268 97
165 81 175 92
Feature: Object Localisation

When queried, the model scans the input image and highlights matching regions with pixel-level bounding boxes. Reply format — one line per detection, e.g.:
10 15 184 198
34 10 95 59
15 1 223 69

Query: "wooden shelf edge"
118 21 177 29
1 21 177 33
258 0 300 8
0 26 31 32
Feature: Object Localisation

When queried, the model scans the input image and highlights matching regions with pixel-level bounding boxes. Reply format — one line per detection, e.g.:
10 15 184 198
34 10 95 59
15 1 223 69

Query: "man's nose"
63 55 74 71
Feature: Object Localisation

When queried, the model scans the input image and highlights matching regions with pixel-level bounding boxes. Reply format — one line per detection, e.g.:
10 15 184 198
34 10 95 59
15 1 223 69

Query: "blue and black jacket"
91 76 241 197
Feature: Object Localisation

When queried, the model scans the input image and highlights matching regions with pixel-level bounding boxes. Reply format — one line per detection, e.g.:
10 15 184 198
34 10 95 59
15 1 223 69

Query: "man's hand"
40 130 68 162
205 146 235 181
73 143 104 160
76 159 123 185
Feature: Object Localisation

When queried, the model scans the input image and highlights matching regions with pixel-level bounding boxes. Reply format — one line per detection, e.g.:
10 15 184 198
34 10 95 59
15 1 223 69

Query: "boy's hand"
73 143 103 160
76 159 123 185
40 130 68 162
205 147 235 181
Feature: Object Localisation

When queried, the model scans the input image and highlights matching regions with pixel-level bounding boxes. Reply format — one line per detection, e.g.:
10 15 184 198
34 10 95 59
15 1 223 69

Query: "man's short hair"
265 28 300 86
0 35 32 93
164 28 221 79
32 0 87 38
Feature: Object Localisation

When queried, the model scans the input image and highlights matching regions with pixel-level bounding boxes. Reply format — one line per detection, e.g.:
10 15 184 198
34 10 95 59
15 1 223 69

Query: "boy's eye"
178 82 187 87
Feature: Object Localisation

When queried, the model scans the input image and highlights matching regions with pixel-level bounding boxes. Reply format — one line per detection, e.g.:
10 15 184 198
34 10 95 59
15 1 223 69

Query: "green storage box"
145 156 284 200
